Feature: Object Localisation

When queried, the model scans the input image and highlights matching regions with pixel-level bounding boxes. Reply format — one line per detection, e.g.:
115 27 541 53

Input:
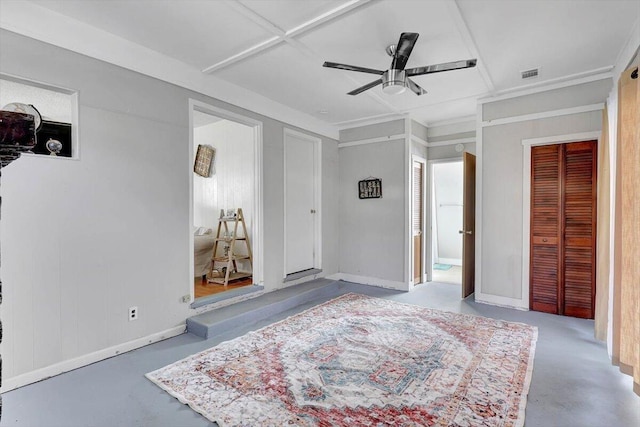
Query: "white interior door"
285 130 318 275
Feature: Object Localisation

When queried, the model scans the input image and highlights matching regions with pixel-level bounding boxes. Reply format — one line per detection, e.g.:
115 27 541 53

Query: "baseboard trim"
330 273 408 291
475 292 528 311
1 325 186 392
281 269 325 287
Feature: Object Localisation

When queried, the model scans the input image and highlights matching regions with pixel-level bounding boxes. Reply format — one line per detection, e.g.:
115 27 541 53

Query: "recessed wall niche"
0 75 78 158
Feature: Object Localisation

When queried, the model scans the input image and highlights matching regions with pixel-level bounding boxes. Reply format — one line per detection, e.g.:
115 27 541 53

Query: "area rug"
433 263 453 270
146 293 538 427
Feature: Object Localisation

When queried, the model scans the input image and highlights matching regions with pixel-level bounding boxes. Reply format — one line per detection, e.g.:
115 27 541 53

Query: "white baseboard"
280 270 327 288
1 325 186 393
330 273 409 291
475 292 529 311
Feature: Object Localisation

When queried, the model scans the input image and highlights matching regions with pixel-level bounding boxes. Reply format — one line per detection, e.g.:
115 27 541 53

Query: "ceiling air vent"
521 68 539 79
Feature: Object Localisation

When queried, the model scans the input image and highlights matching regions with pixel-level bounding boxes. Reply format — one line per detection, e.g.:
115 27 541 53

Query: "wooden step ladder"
207 208 253 287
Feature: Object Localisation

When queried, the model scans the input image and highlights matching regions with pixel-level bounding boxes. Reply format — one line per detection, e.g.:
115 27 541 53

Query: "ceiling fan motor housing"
382 69 406 94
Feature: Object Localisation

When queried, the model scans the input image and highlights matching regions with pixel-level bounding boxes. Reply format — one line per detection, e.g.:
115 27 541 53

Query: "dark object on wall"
358 178 382 199
194 144 215 177
0 110 37 167
1 103 42 132
34 120 72 157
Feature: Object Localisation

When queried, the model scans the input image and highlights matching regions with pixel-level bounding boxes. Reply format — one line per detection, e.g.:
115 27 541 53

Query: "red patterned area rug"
146 293 538 426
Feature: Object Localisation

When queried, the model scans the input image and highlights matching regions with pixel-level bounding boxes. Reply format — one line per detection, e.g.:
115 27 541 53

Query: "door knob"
310 209 316 214
459 230 472 235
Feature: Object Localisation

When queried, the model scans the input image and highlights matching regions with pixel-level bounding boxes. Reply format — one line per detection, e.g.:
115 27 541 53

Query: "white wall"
432 161 463 264
0 29 339 390
193 119 254 272
340 119 405 142
427 120 476 160
338 139 406 289
193 119 254 231
478 79 611 305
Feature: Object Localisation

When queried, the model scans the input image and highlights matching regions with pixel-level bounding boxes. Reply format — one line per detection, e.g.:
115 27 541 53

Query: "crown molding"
481 103 604 127
333 113 407 130
479 69 613 105
425 115 476 128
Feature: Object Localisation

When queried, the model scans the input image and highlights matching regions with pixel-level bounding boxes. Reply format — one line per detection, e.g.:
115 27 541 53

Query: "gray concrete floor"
1 280 638 427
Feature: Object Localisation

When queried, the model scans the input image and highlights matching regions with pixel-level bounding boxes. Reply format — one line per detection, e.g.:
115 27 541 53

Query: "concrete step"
186 279 402 339
187 278 339 339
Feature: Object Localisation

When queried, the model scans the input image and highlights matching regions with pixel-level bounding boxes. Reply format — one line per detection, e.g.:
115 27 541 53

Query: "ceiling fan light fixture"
382 69 406 95
323 32 476 97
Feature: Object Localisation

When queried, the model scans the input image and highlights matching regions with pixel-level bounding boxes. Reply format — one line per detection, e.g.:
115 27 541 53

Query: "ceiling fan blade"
348 79 383 95
406 78 427 96
391 32 419 71
406 59 477 77
323 61 384 75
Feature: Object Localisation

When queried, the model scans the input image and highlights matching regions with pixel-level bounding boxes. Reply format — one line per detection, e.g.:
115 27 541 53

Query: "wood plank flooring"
193 276 253 298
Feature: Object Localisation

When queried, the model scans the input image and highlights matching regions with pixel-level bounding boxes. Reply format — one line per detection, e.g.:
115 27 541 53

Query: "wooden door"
461 152 476 298
413 160 423 283
530 144 562 314
530 141 597 318
285 133 316 275
563 142 597 318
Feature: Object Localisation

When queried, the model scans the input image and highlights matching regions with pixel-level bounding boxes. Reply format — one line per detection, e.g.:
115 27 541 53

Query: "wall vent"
521 68 539 79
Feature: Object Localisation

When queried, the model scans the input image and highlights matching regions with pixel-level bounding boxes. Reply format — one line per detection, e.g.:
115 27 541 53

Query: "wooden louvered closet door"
531 145 562 314
530 141 597 319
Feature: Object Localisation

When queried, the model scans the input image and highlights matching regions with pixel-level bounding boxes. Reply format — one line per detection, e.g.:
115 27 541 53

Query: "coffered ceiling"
1 0 638 136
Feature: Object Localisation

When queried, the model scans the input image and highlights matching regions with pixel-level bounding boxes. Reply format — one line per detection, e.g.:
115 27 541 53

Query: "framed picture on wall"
194 144 215 177
358 178 382 199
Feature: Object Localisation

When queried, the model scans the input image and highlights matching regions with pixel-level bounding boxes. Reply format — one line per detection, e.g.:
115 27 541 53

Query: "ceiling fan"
323 32 477 96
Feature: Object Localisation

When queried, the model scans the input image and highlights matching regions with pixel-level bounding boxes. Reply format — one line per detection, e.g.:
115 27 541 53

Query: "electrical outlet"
129 306 138 321
181 295 191 303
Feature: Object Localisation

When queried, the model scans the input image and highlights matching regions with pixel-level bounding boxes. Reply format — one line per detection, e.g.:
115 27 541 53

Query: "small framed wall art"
194 144 215 177
358 177 382 199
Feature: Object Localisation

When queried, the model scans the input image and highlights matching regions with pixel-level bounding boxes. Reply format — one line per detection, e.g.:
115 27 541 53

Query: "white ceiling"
4 0 639 133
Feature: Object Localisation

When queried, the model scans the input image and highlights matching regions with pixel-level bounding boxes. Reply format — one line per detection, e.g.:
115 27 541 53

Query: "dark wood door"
462 152 476 298
563 142 597 318
530 145 562 314
530 141 597 319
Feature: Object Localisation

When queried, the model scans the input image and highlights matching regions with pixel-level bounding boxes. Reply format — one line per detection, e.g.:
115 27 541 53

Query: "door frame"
521 131 601 310
426 157 463 284
283 128 322 277
411 155 427 285
187 99 264 303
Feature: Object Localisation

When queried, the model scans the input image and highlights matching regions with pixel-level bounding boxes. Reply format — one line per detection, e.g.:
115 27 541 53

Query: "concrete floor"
1 280 638 427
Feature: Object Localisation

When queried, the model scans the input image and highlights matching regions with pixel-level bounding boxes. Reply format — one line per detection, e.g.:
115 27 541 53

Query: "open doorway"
189 101 262 303
430 160 463 285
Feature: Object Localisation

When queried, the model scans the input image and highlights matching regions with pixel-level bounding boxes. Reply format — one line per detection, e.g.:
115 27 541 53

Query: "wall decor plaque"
194 144 215 177
358 178 382 199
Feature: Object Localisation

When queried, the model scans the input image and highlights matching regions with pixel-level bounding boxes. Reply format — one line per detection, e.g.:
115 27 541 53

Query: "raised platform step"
186 279 401 339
